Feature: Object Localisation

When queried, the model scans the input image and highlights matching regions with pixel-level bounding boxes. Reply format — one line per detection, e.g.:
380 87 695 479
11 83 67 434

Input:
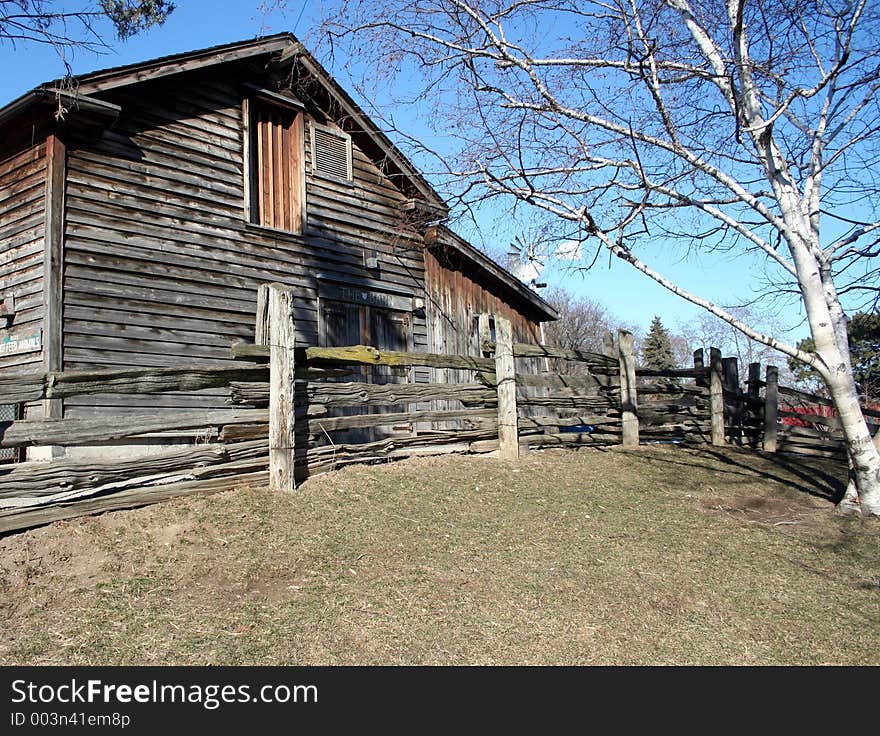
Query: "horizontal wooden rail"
222 407 499 441
229 381 496 408
0 365 268 404
0 460 269 534
0 409 267 448
308 407 497 433
480 340 618 368
635 367 709 378
0 440 268 501
231 341 496 372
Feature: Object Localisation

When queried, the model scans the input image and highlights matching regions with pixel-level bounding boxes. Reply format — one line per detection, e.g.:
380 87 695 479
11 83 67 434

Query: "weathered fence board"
232 341 496 372
0 365 268 404
0 466 269 534
0 409 267 448
0 441 262 499
221 408 498 440
228 380 496 408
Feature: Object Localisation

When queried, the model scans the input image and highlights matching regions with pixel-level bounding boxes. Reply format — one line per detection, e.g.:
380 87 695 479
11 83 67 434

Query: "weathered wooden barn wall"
0 140 47 384
424 244 543 386
61 65 430 418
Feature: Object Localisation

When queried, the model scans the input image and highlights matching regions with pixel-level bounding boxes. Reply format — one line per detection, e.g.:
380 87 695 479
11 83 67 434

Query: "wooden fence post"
764 365 779 453
723 356 741 445
747 362 761 448
709 347 725 446
693 348 706 387
618 329 639 448
268 283 297 492
494 316 519 460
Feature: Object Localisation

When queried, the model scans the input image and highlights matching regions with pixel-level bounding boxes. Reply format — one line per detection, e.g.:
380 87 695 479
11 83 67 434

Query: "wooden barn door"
318 299 413 442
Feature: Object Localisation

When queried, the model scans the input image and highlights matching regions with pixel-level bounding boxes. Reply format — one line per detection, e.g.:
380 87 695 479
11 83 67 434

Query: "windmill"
506 233 585 289
506 234 547 290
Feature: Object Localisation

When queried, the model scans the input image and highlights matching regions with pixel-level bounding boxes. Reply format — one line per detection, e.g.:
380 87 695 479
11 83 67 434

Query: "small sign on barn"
0 331 41 357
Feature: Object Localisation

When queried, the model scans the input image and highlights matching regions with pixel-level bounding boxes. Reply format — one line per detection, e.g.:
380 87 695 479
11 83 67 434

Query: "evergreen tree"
849 312 880 401
787 336 824 393
788 312 880 400
642 316 676 371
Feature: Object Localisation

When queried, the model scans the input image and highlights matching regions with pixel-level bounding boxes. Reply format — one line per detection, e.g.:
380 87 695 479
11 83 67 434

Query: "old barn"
0 34 556 457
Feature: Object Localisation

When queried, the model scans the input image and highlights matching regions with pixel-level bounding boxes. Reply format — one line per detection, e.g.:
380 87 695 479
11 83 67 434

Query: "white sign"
0 331 42 356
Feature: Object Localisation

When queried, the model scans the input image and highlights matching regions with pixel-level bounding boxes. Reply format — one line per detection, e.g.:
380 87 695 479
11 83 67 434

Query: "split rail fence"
0 282 873 530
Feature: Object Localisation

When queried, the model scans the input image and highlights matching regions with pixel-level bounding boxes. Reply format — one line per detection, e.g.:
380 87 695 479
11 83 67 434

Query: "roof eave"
72 35 295 94
0 88 121 129
426 226 559 322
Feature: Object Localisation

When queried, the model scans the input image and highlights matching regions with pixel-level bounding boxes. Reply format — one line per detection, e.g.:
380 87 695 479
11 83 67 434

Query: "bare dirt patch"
1 445 877 665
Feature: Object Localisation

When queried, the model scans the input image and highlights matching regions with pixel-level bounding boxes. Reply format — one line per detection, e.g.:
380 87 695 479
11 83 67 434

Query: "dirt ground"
1 444 877 665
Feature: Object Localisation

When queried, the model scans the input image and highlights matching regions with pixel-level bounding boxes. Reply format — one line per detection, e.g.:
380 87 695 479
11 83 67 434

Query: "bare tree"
676 304 796 382
0 1 173 58
541 286 631 374
317 0 880 516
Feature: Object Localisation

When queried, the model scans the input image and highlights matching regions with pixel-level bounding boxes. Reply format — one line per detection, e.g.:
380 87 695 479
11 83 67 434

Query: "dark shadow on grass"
614 445 846 504
704 448 846 504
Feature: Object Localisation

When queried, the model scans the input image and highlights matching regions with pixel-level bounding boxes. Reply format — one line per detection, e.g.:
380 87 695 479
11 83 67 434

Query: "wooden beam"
494 316 519 460
602 331 615 359
43 133 65 421
0 409 266 448
231 341 496 371
618 329 639 448
634 367 709 378
0 465 269 535
229 380 495 408
478 313 492 359
746 361 762 448
268 284 296 492
0 365 268 404
0 440 267 499
75 37 294 93
308 407 497 433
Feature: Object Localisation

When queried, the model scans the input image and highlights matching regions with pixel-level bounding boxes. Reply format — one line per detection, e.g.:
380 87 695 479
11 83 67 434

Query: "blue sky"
0 1 811 342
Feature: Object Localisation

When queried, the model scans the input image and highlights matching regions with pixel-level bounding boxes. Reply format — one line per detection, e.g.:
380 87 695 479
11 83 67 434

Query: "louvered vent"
311 123 353 180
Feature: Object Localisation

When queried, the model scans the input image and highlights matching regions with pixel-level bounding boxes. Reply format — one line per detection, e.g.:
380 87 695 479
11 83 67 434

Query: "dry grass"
1 445 877 665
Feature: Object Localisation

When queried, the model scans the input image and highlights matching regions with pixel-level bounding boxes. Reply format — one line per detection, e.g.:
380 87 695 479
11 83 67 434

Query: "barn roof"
0 33 557 322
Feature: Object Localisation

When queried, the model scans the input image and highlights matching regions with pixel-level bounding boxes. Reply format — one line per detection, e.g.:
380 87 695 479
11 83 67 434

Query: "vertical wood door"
318 298 413 440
